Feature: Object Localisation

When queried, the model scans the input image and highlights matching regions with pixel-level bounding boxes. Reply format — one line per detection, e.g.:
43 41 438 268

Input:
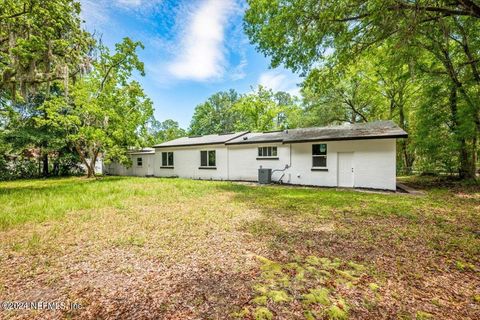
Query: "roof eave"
226 139 284 145
153 131 249 148
153 142 229 149
283 134 408 144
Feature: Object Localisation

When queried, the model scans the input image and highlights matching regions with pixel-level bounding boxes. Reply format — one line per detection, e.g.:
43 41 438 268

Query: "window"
312 144 327 167
137 157 143 167
161 152 174 167
200 150 216 168
258 146 278 158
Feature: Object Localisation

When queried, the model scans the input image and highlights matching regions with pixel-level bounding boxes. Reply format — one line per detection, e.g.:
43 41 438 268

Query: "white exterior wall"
154 145 229 180
104 154 154 176
80 158 104 174
287 139 396 190
110 138 397 190
227 139 396 190
227 143 291 182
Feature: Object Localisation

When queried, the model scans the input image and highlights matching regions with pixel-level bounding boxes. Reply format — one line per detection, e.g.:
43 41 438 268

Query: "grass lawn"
0 176 479 319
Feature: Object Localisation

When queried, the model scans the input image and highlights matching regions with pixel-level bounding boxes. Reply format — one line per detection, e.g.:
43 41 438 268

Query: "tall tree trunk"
74 143 95 178
88 150 99 178
86 165 94 178
42 153 48 177
449 85 474 179
471 135 477 177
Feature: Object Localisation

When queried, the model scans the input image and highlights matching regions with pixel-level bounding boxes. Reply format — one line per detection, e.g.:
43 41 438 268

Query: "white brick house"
105 121 408 190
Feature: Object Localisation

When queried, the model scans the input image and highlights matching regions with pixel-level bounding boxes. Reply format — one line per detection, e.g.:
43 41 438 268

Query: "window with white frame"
161 152 174 167
257 146 278 158
312 144 327 167
136 157 143 167
200 150 216 167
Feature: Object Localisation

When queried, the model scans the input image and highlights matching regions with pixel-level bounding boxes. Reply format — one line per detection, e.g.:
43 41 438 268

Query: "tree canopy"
189 86 301 135
38 38 154 177
0 1 157 179
245 0 480 178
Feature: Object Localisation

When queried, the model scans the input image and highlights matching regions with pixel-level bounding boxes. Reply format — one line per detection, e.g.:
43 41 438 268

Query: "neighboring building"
106 121 408 190
80 157 104 175
104 148 155 176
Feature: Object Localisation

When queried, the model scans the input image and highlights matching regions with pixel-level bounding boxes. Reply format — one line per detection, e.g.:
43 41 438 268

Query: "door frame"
337 152 354 188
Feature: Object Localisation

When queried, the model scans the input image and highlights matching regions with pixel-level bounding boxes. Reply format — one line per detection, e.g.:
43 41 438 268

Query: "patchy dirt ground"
0 177 478 319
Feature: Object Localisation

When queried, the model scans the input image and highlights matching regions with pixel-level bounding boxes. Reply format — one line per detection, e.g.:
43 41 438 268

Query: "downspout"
272 143 293 184
226 146 229 181
289 143 292 167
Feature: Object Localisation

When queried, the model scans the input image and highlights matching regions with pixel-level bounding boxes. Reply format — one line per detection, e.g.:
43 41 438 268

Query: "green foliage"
189 86 302 135
326 303 349 320
416 311 433 320
368 283 379 292
147 119 186 145
267 290 290 303
244 0 480 179
302 288 330 305
301 61 384 126
454 260 477 272
241 255 359 319
253 307 273 320
189 89 241 135
0 0 94 99
233 86 301 132
252 295 267 305
39 38 153 177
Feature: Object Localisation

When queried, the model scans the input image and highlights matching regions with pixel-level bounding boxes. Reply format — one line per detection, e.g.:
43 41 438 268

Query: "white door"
337 152 354 187
147 157 154 176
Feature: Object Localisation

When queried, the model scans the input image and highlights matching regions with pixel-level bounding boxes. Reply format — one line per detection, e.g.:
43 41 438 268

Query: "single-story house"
106 120 408 190
104 148 155 176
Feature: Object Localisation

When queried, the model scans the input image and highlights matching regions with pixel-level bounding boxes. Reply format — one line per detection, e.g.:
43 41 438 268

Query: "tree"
188 87 302 135
148 119 186 144
38 38 153 177
301 63 382 125
4 86 69 176
0 0 93 178
0 0 93 101
244 1 480 73
244 0 480 178
301 45 419 173
232 86 301 132
189 89 240 135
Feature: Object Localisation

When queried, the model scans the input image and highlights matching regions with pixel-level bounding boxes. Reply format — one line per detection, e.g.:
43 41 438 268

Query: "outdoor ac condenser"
258 168 272 184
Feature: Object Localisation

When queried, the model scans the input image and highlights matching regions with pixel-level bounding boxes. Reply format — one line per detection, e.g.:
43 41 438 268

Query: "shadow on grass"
71 263 253 319
399 175 480 192
215 182 480 263
216 182 422 220
0 176 131 196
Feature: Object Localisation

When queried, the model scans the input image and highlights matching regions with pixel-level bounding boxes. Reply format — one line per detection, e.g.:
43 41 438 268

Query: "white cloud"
80 0 110 26
167 0 236 81
230 56 248 81
116 0 142 7
80 0 162 26
258 69 301 96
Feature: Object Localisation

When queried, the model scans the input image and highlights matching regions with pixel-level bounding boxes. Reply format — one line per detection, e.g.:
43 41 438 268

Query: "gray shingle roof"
226 121 407 145
153 132 248 148
128 147 155 155
153 121 407 148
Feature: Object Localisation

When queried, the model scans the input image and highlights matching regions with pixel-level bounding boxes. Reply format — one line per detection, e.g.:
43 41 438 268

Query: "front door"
337 152 354 187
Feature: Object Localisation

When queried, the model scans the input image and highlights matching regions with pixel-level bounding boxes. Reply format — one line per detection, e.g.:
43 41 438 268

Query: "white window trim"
200 150 216 168
161 152 174 168
257 146 278 159
136 157 143 167
312 144 327 168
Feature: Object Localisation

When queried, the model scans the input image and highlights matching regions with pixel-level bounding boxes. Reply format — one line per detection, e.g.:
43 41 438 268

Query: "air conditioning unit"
258 168 272 184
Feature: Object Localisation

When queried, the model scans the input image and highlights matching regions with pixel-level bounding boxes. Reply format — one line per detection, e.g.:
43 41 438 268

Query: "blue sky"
80 0 301 129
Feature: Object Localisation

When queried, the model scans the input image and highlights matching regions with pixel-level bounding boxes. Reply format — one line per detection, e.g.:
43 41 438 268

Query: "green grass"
0 176 478 319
